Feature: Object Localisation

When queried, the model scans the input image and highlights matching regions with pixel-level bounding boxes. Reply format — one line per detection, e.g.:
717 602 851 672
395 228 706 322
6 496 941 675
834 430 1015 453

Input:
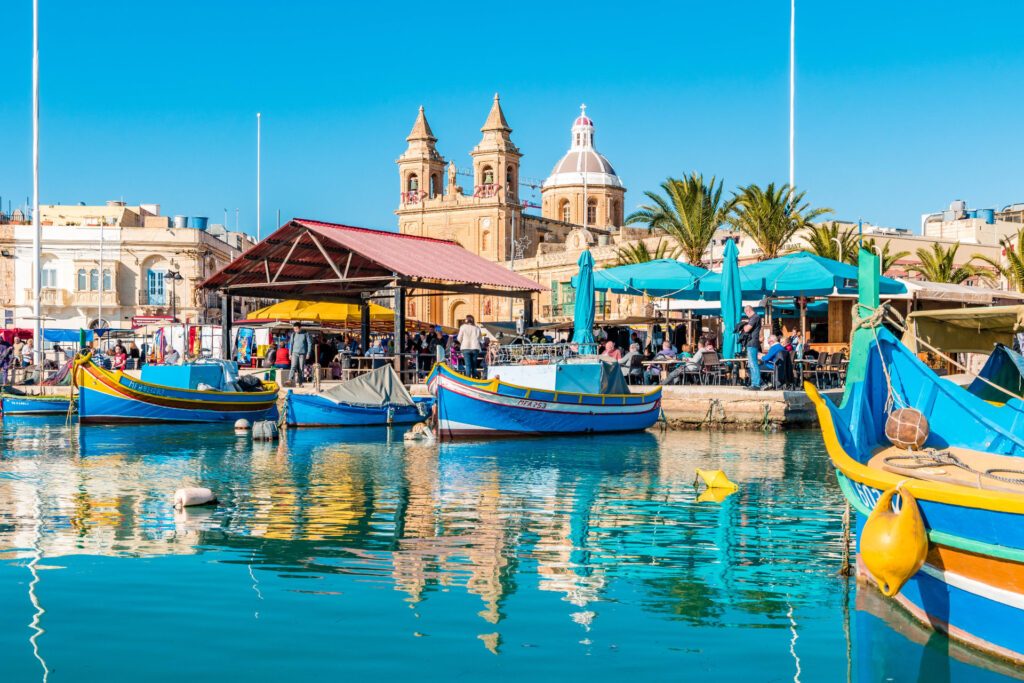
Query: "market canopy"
700 252 907 299
582 259 709 298
242 300 393 325
903 305 1024 355
201 218 543 303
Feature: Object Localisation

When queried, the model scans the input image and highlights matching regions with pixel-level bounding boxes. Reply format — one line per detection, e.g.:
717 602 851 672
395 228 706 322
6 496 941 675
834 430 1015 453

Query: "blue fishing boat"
427 361 661 439
74 351 278 424
1 393 73 416
286 365 431 427
808 250 1024 665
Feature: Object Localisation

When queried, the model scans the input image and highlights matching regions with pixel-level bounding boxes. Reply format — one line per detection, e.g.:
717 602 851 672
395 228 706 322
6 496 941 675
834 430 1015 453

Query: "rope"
883 449 1024 488
851 302 907 413
837 501 852 577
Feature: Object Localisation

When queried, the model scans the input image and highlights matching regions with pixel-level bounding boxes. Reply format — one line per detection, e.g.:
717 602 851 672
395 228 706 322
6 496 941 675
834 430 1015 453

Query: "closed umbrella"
720 238 742 358
572 250 596 351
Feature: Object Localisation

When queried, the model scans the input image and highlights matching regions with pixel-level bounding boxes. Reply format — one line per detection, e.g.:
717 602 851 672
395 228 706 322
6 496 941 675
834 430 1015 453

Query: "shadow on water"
0 420 1019 680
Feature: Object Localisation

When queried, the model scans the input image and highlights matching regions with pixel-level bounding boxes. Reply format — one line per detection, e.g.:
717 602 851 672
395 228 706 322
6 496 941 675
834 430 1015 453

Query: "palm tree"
729 183 831 260
625 173 731 267
803 221 859 264
860 237 911 274
906 242 983 284
614 239 680 265
973 228 1024 291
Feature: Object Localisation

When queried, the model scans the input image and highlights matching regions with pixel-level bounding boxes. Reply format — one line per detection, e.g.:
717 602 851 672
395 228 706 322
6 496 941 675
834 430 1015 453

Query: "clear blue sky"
1 0 1021 236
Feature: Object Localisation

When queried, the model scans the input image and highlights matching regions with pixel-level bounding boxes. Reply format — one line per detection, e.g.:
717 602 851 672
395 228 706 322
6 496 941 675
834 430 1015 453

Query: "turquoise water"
0 418 1018 682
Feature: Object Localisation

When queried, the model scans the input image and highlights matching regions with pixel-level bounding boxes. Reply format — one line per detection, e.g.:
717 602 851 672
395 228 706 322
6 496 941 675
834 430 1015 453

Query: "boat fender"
860 486 928 597
404 422 436 443
885 408 929 450
252 420 279 441
174 487 218 508
234 418 251 434
197 382 217 392
694 468 738 492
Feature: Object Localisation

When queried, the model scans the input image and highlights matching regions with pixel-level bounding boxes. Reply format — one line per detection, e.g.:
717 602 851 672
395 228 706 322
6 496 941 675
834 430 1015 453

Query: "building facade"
6 202 257 331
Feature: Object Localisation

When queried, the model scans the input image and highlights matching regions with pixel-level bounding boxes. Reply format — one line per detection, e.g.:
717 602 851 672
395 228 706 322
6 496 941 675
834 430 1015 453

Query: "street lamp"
831 237 843 264
166 270 183 322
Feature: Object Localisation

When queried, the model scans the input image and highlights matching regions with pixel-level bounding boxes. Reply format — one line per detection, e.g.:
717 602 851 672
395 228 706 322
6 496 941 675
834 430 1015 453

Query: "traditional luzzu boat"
73 351 279 424
286 365 431 427
427 358 661 439
1 393 73 416
808 249 1024 665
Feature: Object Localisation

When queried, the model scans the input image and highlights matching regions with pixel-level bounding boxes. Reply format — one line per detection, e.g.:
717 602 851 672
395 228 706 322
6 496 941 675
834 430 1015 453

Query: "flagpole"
789 0 795 191
32 0 42 365
256 112 261 241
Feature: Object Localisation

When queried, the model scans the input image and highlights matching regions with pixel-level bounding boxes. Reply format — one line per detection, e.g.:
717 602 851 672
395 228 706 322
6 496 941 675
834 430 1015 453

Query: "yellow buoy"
695 468 738 492
860 486 928 597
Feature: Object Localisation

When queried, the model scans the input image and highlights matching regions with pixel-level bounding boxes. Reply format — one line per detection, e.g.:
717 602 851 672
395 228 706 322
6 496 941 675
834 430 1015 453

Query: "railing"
71 290 120 306
24 288 71 306
542 302 610 318
491 342 599 366
137 291 180 308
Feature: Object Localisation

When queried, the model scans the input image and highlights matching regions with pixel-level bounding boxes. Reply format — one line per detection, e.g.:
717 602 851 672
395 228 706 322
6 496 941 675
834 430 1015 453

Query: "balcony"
542 302 611 320
23 288 71 307
138 291 180 308
70 290 121 307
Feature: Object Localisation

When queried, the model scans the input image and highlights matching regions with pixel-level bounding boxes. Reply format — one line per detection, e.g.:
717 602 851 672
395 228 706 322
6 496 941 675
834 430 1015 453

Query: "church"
396 95 658 327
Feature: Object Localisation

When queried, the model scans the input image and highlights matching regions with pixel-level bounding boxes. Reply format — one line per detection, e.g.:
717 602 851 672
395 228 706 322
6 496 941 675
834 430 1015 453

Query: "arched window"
506 165 514 186
482 166 494 185
586 198 598 226
575 133 581 146
40 259 57 288
481 230 489 251
102 269 112 292
429 174 439 198
89 269 99 291
560 199 571 223
77 268 87 291
407 174 419 192
610 199 619 225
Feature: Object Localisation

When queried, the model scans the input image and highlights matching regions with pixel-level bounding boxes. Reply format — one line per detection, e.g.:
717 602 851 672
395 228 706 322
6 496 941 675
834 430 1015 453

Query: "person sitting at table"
600 340 623 362
273 343 291 370
164 347 181 365
644 341 678 385
760 335 795 389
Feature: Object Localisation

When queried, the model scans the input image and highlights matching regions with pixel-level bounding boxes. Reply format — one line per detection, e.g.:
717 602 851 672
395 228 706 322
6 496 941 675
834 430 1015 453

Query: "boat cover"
968 343 1024 403
320 365 415 408
903 305 1024 355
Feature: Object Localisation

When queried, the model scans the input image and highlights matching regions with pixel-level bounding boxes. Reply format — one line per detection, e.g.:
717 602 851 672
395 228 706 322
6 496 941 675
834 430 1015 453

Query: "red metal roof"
201 219 542 302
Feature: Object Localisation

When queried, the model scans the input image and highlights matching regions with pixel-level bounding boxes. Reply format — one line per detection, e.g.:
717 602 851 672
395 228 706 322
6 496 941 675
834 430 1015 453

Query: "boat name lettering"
123 378 174 398
852 481 901 512
515 399 547 409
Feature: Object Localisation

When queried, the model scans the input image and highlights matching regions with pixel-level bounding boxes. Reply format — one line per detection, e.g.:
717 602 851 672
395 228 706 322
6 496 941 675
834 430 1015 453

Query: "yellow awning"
246 300 393 324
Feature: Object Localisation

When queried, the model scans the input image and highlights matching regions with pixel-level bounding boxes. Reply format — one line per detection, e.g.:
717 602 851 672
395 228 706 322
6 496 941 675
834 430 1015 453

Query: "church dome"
542 105 623 190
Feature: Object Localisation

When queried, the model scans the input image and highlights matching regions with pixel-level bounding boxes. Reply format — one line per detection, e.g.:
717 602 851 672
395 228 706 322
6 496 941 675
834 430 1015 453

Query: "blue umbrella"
572 250 596 350
581 259 707 298
720 239 742 359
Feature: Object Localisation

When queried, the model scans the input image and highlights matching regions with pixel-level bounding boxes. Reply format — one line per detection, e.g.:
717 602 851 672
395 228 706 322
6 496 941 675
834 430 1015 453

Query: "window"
407 174 419 192
429 174 439 198
481 230 489 251
586 198 598 225
560 200 571 223
147 269 166 305
77 268 87 291
482 166 494 185
506 165 515 196
41 263 57 288
89 269 99 291
102 269 112 292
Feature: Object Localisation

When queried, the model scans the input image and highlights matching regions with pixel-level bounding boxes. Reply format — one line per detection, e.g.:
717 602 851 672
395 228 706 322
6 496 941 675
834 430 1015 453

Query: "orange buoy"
860 486 928 597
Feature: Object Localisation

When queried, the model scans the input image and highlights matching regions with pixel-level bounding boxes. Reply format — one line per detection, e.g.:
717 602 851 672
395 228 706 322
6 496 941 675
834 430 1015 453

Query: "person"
22 339 34 367
457 315 489 378
164 347 181 365
601 340 622 361
0 338 11 386
741 305 763 390
274 343 291 369
644 340 678 385
111 344 128 371
265 342 278 368
760 335 794 389
12 336 24 367
289 322 311 387
128 341 141 368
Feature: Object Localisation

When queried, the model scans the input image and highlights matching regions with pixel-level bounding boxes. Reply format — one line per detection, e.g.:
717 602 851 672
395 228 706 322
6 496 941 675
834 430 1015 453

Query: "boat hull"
427 363 661 439
1 395 72 415
286 391 429 427
75 358 278 424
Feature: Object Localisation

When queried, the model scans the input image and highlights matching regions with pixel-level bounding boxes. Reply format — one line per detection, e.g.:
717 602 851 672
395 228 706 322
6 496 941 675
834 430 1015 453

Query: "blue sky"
0 1 1021 235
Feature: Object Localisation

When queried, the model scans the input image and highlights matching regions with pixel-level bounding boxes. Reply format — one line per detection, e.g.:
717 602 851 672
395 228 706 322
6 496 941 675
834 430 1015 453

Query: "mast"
31 0 41 363
256 112 261 241
789 0 795 191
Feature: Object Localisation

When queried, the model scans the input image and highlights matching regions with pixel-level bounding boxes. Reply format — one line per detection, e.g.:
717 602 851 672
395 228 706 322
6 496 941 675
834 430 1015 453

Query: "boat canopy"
968 344 1024 403
319 365 415 408
902 305 1024 355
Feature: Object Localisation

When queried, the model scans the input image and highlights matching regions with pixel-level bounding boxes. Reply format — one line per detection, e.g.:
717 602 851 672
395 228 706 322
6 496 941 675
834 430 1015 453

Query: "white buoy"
174 487 218 508
251 420 279 441
234 418 251 434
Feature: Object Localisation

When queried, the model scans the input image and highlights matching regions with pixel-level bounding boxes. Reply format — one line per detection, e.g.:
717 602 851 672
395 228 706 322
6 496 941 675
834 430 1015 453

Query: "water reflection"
0 420 1016 680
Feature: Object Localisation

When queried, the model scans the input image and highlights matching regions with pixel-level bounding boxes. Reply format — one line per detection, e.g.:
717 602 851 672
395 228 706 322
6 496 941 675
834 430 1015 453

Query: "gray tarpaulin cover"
320 365 416 408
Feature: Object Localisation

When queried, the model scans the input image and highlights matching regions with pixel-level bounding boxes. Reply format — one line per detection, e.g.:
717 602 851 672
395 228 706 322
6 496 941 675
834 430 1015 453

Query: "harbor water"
0 418 1018 682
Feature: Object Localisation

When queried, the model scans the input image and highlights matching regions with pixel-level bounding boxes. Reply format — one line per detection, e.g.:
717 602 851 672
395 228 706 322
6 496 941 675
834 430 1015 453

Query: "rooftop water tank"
192 216 208 231
979 208 995 224
172 215 188 229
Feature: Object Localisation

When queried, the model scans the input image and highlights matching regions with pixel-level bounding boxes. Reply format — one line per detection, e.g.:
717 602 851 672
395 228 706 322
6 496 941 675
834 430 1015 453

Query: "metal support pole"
393 287 406 376
220 294 232 360
360 301 371 355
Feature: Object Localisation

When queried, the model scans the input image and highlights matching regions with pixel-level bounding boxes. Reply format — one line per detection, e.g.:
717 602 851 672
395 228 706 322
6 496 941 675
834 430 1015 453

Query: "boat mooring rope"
838 501 853 577
883 449 1024 488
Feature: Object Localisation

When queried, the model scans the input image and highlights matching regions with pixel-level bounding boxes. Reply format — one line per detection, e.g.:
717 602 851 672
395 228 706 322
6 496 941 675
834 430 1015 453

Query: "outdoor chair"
627 354 645 385
698 351 727 385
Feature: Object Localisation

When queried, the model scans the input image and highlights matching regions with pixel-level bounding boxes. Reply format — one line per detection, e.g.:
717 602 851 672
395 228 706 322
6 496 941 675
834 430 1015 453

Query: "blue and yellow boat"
73 351 278 424
427 361 661 439
808 249 1024 665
